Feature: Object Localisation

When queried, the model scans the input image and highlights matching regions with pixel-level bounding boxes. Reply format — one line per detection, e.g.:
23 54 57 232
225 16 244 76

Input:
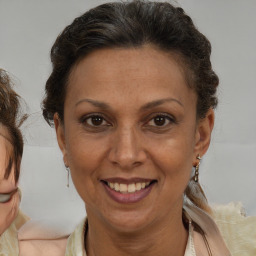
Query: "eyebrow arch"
140 98 184 111
75 99 111 110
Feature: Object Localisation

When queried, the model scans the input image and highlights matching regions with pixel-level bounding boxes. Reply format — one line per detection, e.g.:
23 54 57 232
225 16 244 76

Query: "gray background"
0 0 255 229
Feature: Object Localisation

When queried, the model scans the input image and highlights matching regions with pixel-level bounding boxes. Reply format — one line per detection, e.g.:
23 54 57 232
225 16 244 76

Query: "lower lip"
102 182 155 204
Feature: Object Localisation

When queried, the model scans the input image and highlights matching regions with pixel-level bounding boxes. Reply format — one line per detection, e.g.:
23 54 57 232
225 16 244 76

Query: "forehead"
66 45 196 110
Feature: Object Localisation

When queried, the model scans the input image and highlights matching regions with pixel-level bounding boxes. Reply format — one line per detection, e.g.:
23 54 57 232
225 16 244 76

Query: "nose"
108 127 147 170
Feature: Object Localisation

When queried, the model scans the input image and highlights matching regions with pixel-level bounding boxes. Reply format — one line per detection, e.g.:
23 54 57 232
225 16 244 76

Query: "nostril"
107 131 147 168
132 161 143 166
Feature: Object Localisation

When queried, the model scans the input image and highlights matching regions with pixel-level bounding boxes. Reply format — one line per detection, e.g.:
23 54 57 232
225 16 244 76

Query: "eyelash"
145 113 176 128
80 114 110 128
80 113 176 130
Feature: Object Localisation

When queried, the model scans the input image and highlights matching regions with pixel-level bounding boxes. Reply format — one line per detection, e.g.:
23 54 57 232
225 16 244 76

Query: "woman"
42 1 256 255
0 69 68 256
0 68 29 254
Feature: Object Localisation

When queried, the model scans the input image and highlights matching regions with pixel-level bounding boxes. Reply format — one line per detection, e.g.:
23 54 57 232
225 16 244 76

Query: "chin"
101 209 156 234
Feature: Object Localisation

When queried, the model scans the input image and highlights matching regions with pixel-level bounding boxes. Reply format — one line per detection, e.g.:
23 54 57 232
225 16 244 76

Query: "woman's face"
0 125 20 235
55 45 213 232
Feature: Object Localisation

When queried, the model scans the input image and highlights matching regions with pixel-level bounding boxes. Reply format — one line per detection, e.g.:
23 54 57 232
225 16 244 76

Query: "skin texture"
0 125 20 235
55 45 214 256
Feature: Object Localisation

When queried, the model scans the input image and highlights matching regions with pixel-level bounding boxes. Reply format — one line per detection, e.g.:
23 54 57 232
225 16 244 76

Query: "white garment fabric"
0 211 29 256
184 220 196 256
0 211 69 256
213 202 256 256
66 201 254 255
65 219 199 256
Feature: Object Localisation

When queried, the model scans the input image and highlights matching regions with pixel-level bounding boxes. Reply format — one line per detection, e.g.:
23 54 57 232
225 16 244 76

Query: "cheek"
66 136 107 202
7 170 16 186
0 171 17 193
148 131 195 189
152 145 193 208
67 134 107 173
149 132 195 170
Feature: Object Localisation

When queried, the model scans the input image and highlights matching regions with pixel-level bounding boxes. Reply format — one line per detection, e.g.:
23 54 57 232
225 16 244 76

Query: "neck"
85 210 188 256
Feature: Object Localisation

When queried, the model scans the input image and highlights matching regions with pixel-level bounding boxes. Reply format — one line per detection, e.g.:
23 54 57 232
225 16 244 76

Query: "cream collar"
65 203 231 256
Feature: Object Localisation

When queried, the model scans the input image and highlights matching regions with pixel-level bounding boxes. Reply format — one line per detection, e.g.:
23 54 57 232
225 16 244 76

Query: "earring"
194 155 201 182
65 165 70 188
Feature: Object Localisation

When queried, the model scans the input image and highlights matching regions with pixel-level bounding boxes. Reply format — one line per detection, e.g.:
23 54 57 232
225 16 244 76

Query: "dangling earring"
65 165 70 188
194 154 201 182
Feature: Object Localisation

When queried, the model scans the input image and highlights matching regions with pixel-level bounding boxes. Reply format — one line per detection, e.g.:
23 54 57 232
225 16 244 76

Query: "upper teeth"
108 182 151 193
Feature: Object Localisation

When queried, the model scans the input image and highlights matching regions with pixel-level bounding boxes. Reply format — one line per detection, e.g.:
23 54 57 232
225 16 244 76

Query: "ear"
193 108 215 162
54 113 68 166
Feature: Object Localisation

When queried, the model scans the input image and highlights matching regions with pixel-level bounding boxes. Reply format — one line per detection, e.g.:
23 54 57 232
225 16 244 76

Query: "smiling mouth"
101 180 157 194
101 179 157 203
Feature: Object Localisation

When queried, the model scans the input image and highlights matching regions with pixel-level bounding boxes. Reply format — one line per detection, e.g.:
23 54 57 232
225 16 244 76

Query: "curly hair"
0 69 27 183
42 0 219 213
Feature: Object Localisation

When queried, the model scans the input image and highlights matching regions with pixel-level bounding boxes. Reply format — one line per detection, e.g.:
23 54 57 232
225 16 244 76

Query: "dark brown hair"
0 69 26 183
42 0 219 212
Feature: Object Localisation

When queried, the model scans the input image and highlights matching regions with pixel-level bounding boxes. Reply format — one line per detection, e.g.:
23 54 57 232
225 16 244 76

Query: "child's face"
0 125 20 235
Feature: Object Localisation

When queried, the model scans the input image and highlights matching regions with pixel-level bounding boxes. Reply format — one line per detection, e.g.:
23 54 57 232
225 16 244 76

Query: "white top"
66 201 256 256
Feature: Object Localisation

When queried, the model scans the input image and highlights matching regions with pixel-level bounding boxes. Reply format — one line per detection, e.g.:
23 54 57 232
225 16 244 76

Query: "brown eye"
91 116 104 126
154 116 166 126
147 114 173 127
84 115 109 127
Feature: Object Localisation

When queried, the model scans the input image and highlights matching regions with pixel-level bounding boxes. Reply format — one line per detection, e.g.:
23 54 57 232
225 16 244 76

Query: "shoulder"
18 218 70 256
19 238 67 256
65 218 86 256
212 202 256 256
0 210 29 255
184 201 231 255
0 222 19 255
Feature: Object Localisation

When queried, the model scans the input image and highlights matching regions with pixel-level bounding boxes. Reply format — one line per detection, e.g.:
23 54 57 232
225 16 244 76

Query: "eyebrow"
75 97 183 110
140 98 184 111
76 99 111 109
